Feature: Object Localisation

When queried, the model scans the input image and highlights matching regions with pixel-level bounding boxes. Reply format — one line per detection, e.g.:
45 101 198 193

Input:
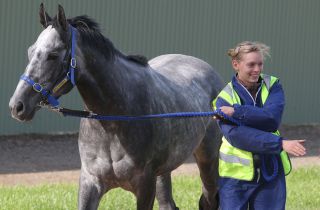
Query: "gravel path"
0 157 319 186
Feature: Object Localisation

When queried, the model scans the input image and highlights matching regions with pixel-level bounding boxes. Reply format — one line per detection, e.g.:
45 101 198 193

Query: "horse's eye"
47 52 59 60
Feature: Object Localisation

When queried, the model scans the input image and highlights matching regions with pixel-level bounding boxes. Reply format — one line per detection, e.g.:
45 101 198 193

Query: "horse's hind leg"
194 122 221 210
156 172 179 210
78 169 108 210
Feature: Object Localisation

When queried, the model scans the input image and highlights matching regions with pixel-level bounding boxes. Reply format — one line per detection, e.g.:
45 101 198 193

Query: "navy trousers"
219 170 286 210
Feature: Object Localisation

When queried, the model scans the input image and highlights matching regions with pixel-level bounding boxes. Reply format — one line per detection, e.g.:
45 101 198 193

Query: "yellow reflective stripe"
212 83 238 110
218 92 233 105
232 88 241 104
220 138 252 161
219 151 251 166
219 161 254 180
219 83 234 104
225 83 242 104
219 142 254 180
212 98 217 110
212 83 233 110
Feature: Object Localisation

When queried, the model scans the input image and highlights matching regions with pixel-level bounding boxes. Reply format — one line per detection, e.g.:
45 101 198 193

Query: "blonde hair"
227 41 270 61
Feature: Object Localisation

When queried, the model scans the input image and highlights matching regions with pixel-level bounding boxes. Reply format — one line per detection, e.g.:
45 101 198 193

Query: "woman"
213 41 306 210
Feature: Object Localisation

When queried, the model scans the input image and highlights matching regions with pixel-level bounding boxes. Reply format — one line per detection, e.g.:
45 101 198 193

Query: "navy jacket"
215 75 285 154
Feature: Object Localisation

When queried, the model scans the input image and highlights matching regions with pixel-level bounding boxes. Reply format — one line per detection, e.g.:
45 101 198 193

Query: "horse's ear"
39 3 52 28
57 4 68 31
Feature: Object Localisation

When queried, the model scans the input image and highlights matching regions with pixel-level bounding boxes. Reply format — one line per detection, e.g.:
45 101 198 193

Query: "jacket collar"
231 74 263 106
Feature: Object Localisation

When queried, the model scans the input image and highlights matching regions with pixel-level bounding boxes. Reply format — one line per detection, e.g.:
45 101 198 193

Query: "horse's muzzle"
9 98 36 122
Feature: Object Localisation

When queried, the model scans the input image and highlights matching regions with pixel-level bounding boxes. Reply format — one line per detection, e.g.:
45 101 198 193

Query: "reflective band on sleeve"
219 151 251 166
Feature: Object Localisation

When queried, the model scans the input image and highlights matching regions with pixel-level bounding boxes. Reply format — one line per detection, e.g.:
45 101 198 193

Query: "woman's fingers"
283 140 307 157
219 106 235 116
297 140 306 155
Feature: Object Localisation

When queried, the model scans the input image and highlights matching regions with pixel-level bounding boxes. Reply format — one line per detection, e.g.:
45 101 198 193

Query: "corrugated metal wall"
1 0 319 134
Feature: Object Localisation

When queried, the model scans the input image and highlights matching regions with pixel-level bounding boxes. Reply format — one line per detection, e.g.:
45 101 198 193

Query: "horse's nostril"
16 101 24 115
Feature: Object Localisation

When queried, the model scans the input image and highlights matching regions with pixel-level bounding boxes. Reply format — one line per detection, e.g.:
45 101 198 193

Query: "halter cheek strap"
19 25 77 107
69 26 77 85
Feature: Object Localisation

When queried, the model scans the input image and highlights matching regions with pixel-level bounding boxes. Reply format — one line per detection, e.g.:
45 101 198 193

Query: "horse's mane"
67 15 148 66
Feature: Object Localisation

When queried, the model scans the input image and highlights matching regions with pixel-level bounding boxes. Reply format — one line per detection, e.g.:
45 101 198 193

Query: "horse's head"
9 4 75 121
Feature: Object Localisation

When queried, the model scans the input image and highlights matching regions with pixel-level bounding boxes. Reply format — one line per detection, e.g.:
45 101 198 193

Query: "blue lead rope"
53 106 242 125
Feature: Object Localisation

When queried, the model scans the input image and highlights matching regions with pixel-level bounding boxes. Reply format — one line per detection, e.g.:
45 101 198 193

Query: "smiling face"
232 51 264 86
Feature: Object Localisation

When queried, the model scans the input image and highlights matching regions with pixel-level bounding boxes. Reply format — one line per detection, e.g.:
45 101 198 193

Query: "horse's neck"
76 52 151 115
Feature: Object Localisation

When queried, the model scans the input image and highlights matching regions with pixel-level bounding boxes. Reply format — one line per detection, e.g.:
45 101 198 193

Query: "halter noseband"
20 25 77 107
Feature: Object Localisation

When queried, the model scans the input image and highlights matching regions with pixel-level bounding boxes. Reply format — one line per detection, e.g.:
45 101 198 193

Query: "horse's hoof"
198 193 219 210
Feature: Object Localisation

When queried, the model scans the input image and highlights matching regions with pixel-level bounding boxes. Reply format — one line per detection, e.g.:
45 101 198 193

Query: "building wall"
1 0 319 134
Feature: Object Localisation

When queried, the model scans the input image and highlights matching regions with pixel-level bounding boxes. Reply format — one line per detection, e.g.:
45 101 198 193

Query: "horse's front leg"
132 169 157 210
78 169 109 210
156 172 179 210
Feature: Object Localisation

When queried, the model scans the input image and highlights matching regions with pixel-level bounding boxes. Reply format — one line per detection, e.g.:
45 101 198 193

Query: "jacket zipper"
238 82 262 106
238 82 262 183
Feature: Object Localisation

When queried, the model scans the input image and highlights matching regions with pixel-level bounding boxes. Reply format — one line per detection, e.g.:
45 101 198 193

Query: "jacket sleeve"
231 81 285 132
215 97 283 154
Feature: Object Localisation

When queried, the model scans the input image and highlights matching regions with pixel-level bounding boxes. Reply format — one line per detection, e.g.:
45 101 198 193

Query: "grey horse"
9 4 224 210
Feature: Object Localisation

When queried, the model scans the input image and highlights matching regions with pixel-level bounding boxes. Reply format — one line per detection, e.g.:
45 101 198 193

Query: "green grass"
286 167 320 210
0 167 319 210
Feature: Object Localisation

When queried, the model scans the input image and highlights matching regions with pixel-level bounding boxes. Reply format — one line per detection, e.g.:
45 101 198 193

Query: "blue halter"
20 25 77 107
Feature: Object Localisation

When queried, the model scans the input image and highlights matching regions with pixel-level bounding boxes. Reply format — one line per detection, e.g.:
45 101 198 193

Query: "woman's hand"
220 106 235 117
282 140 306 156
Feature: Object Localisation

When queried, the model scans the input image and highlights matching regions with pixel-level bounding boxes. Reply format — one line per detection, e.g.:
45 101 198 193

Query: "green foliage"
0 167 318 210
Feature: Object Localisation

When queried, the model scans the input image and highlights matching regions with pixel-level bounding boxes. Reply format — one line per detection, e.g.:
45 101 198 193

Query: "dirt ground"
0 124 319 186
